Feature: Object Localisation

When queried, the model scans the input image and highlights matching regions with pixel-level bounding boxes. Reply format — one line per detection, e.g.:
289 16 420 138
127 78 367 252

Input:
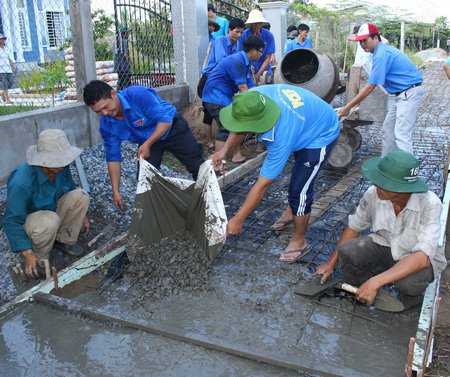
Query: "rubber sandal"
279 245 309 264
231 158 247 164
269 218 293 231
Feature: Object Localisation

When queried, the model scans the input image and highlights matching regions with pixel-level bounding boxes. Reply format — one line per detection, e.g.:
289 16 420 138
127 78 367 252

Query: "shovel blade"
373 289 405 312
294 277 342 296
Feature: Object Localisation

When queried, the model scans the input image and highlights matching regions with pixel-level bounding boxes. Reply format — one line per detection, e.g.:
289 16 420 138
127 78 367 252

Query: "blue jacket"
3 164 76 253
99 86 176 162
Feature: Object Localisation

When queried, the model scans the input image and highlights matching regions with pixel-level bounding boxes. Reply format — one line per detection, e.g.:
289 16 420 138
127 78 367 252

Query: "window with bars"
17 0 31 50
46 11 64 49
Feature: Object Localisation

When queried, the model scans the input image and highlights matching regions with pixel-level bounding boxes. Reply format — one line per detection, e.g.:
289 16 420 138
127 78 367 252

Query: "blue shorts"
288 141 336 216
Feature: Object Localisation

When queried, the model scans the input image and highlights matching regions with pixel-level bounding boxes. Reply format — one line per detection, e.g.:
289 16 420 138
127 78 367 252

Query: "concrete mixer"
273 49 388 167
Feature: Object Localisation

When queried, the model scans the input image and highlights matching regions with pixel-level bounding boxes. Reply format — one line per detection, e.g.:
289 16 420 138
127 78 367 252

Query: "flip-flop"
279 245 309 264
231 158 247 164
269 218 293 231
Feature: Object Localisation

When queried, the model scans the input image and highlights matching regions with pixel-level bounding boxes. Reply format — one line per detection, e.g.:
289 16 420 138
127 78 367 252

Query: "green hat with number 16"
219 91 281 134
362 151 428 193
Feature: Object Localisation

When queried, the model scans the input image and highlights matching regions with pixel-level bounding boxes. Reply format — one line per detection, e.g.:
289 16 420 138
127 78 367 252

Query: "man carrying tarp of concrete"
3 129 90 279
210 84 340 263
316 151 447 310
83 80 204 212
338 23 425 157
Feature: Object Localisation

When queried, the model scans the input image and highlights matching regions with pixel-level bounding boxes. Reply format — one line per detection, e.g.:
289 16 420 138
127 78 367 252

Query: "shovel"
294 276 343 296
339 283 405 313
294 277 405 312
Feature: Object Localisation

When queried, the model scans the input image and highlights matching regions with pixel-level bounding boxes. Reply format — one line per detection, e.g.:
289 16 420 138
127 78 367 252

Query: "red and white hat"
353 23 379 41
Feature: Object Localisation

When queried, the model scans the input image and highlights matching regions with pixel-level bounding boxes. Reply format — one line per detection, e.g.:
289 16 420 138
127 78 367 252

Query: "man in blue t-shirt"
198 18 245 153
83 80 204 211
338 23 426 156
238 9 275 84
210 85 340 263
284 23 313 55
202 36 264 164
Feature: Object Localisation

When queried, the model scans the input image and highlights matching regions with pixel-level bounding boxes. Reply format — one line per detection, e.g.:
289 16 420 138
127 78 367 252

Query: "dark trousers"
145 113 204 180
339 236 434 309
203 102 229 142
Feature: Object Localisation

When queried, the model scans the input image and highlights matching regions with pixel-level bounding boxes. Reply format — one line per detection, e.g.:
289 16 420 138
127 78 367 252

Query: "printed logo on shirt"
134 119 145 126
304 161 310 168
281 89 304 109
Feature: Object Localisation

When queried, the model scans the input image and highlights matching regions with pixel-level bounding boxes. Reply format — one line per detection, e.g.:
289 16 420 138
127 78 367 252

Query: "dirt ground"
426 233 450 376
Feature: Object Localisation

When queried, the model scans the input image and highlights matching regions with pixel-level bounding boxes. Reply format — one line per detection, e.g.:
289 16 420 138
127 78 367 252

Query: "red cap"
353 23 379 41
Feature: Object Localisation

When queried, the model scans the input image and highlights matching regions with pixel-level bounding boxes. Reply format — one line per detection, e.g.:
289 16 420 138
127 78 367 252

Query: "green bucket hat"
362 150 428 193
219 91 281 134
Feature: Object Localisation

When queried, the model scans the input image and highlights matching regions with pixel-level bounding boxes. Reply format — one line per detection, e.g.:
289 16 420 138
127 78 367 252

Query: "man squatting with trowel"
210 84 340 263
3 129 90 279
83 80 204 211
316 151 447 310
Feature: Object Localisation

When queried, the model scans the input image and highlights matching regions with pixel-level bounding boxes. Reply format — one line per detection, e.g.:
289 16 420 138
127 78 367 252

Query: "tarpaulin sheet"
128 159 227 261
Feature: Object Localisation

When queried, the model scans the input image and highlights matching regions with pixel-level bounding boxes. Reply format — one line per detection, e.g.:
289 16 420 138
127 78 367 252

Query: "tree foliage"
92 9 114 40
290 0 449 71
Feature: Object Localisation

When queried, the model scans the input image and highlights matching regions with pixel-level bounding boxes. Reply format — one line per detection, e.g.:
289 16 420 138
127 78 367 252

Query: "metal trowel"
339 283 405 313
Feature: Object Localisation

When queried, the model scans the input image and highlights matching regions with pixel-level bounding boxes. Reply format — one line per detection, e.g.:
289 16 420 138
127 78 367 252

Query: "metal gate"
112 0 251 90
113 0 174 89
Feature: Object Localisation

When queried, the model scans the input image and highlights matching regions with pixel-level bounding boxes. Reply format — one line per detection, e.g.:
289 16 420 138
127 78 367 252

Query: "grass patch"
404 49 424 67
0 104 42 116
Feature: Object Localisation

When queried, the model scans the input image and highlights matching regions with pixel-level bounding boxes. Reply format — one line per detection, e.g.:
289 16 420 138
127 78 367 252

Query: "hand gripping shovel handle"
341 283 358 294
340 283 405 312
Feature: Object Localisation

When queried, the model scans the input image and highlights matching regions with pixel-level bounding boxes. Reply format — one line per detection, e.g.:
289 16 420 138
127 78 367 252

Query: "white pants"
381 86 426 156
23 189 89 261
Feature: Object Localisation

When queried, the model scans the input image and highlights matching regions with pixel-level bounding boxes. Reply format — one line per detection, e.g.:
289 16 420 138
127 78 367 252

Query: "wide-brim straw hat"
26 129 82 168
245 9 268 25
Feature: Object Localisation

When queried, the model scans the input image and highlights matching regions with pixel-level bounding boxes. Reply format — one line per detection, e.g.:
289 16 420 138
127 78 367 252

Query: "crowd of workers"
2 4 448 313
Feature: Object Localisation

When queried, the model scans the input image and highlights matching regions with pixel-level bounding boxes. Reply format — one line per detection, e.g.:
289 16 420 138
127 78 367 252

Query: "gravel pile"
126 231 213 304
415 48 448 62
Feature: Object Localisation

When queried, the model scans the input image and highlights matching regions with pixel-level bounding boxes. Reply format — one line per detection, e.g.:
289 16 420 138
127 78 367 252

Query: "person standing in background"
338 23 425 157
114 26 132 90
208 18 220 42
238 9 275 84
0 34 16 104
284 23 313 55
208 4 228 39
198 18 246 153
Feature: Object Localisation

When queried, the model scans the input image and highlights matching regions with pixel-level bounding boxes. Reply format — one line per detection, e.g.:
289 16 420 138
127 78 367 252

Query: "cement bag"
128 158 227 261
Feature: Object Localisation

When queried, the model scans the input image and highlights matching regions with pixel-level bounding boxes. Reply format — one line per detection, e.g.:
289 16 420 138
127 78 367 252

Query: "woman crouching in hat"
3 129 90 279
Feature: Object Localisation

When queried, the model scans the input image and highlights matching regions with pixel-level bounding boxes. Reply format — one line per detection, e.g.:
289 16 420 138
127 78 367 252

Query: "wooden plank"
438 171 450 247
33 292 369 377
217 152 266 189
74 155 90 193
0 234 128 317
